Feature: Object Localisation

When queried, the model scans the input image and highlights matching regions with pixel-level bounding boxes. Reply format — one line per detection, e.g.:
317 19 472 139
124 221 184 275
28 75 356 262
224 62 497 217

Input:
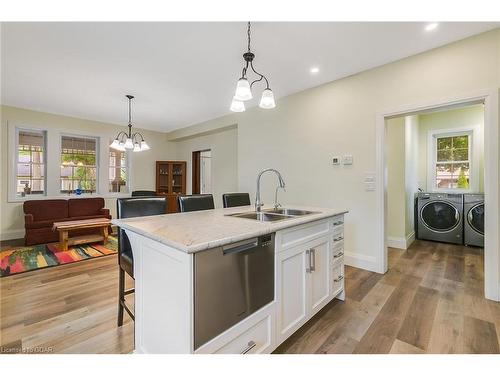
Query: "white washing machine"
463 193 484 247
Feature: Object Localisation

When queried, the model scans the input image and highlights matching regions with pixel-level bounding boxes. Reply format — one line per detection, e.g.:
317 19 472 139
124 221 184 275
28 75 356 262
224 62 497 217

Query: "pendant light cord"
247 21 251 52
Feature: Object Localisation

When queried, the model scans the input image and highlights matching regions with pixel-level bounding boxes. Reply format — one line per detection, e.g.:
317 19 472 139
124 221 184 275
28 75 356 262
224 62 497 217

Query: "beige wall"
386 117 406 240
418 104 485 192
167 29 500 271
0 105 175 239
173 125 238 208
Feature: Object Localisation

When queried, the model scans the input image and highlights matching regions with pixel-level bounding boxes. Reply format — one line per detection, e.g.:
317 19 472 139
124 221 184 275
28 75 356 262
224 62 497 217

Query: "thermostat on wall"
332 156 340 165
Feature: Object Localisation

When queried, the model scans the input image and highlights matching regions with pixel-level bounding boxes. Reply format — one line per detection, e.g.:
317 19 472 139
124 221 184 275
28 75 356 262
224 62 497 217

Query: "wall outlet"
332 156 340 165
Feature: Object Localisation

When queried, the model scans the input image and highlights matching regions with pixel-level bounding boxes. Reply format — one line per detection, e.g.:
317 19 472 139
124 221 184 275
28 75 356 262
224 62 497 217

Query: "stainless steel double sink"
227 208 319 222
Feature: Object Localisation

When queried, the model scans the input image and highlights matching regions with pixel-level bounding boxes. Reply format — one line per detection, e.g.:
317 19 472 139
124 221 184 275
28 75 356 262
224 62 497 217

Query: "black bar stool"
222 193 251 208
177 194 215 212
116 197 166 326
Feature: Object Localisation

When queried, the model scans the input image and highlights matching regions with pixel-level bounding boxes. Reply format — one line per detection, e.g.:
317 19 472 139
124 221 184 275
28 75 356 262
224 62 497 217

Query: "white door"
276 245 308 343
308 239 331 316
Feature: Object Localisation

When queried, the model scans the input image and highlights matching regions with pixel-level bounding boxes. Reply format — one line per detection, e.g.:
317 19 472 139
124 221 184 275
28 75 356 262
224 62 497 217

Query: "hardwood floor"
1 239 499 354
0 254 134 354
275 240 500 354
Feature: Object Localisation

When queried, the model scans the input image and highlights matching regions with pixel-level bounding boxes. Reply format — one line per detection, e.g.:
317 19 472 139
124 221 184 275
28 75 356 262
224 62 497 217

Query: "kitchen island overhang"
112 205 348 354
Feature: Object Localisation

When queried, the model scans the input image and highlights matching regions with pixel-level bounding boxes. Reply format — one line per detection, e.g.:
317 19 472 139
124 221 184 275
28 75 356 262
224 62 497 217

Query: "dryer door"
467 203 484 235
420 201 460 232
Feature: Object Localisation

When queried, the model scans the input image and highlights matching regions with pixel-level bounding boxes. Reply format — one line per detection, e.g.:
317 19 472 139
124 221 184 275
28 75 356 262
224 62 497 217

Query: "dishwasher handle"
223 238 259 255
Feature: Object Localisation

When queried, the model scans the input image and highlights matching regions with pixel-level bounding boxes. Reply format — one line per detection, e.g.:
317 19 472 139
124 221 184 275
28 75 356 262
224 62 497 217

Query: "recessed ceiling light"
310 67 319 74
425 23 439 31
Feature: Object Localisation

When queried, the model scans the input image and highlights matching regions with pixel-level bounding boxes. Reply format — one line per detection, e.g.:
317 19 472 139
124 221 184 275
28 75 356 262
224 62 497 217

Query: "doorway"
376 90 499 301
192 149 212 194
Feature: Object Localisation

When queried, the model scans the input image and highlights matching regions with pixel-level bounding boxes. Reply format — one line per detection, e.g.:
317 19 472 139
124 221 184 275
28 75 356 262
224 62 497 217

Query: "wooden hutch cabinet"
155 161 187 213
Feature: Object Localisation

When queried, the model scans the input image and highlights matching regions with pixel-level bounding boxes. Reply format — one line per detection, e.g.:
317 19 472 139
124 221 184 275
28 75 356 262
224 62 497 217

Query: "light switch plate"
343 155 353 165
332 156 340 165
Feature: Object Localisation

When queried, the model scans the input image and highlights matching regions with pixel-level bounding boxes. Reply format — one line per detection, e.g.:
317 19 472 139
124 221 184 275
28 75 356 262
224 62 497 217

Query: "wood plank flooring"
1 239 499 354
276 240 500 354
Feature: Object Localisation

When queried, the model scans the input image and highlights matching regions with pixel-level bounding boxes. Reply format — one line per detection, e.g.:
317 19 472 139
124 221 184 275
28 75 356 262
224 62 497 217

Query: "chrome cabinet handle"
333 251 344 259
306 250 311 273
310 249 316 272
333 236 343 242
333 221 343 226
334 275 344 283
241 340 256 354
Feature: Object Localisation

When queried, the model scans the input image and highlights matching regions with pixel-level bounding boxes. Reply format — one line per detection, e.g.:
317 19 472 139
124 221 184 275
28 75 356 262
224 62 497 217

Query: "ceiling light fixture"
425 22 439 31
310 67 320 74
230 22 275 112
110 95 150 152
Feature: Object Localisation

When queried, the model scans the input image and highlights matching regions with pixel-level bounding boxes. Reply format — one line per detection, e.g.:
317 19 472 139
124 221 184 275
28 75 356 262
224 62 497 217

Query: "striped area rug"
0 236 117 277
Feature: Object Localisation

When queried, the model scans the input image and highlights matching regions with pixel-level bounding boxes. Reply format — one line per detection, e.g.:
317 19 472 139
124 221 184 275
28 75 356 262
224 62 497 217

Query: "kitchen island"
112 205 347 354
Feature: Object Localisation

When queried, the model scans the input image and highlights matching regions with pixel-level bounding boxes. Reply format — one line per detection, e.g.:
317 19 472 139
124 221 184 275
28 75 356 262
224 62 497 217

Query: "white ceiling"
1 22 498 132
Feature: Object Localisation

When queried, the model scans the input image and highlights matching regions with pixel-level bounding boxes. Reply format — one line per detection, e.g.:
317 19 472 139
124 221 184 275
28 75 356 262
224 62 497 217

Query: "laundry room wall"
417 104 485 192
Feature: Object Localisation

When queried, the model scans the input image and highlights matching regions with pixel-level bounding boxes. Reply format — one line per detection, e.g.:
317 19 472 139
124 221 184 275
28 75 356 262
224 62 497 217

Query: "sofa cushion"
68 198 105 217
24 199 69 221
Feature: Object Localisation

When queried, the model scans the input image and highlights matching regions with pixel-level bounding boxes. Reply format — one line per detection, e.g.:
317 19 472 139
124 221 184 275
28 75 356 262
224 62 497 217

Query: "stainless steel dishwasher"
194 233 275 349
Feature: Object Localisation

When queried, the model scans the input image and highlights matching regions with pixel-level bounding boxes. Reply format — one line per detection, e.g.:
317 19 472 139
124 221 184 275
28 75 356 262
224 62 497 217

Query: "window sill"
7 192 131 204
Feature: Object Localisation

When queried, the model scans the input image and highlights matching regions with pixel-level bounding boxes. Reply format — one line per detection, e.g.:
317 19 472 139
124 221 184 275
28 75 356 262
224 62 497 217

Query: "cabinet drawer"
280 219 330 250
332 245 344 267
331 264 344 297
213 313 272 354
331 215 344 228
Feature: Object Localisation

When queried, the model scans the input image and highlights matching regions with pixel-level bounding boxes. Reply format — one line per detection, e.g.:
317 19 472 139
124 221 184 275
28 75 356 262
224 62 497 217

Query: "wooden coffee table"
52 218 111 251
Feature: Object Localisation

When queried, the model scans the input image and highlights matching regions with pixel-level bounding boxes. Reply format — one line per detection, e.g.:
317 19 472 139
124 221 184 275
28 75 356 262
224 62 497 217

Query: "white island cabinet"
112 206 347 354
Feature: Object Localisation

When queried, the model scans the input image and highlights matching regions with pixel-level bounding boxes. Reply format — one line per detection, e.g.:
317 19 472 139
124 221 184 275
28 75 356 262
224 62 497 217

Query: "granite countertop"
111 205 348 253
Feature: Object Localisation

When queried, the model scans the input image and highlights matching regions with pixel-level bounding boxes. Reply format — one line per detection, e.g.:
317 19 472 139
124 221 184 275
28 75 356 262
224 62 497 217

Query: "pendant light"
230 22 276 112
110 95 150 152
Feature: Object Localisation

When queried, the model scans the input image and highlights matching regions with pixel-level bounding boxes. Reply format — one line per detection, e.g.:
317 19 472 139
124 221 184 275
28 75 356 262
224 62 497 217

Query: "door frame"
375 89 499 301
191 149 211 195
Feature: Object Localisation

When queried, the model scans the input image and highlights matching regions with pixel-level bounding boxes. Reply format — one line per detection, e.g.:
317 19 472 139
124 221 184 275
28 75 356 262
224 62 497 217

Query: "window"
432 132 471 190
109 143 128 193
60 135 98 193
16 129 46 197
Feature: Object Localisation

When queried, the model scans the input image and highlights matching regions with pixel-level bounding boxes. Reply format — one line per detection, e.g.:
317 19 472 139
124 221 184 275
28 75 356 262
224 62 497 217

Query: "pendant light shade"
234 78 252 101
111 95 151 153
124 137 134 149
110 139 121 150
259 88 276 109
230 97 246 112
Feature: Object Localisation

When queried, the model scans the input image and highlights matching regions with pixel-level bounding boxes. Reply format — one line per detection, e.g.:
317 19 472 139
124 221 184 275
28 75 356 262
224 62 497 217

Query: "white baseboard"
387 231 415 250
1 229 25 241
344 251 378 273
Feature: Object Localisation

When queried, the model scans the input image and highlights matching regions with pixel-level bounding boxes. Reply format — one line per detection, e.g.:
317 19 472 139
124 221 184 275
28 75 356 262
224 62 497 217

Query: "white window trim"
107 139 131 195
9 125 48 201
426 126 480 193
60 132 100 195
7 121 133 202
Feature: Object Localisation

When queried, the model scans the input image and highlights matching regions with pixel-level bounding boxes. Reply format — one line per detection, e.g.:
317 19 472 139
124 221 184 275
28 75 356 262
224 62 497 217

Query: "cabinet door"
276 245 308 343
308 239 331 316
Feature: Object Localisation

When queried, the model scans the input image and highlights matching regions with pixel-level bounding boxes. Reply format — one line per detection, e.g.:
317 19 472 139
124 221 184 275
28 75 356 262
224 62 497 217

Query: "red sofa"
23 198 111 246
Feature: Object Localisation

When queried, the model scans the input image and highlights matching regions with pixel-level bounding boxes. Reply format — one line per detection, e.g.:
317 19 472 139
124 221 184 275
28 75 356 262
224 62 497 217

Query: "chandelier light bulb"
117 141 126 151
259 88 276 109
230 97 246 112
133 142 141 152
234 78 252 101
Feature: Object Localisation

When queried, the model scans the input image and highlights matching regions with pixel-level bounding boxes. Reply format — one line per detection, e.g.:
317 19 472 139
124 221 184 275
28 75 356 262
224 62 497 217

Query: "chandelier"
230 22 275 112
110 95 150 152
